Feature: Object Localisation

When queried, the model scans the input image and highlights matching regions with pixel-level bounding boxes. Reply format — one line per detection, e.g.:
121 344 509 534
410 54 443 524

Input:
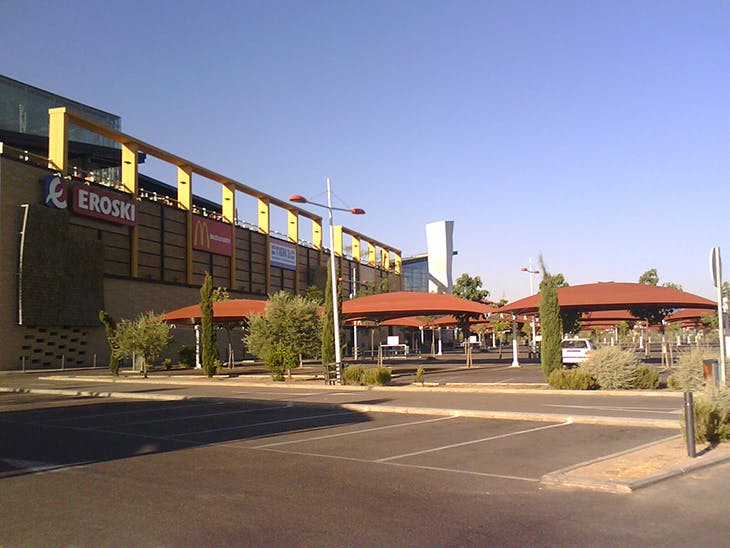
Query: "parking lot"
1 391 674 485
5 391 730 546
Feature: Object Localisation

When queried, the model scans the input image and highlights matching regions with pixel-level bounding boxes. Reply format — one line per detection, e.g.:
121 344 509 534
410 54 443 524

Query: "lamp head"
350 208 366 215
289 194 307 204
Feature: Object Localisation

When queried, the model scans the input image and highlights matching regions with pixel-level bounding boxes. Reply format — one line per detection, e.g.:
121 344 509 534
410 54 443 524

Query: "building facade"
0 77 401 370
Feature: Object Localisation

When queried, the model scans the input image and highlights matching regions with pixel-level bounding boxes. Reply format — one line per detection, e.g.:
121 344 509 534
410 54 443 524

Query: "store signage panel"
270 240 297 270
44 175 137 226
193 216 233 256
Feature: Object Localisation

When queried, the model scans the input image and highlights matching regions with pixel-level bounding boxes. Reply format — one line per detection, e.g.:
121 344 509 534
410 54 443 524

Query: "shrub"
179 345 195 368
163 358 173 371
667 373 682 390
581 347 640 390
343 365 365 385
682 388 730 445
548 368 597 390
414 366 425 385
633 364 660 390
670 348 715 391
363 367 391 386
265 342 297 381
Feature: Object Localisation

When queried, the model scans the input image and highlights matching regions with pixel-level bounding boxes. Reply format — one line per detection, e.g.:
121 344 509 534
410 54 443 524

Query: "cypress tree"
99 310 120 376
321 262 336 365
200 271 217 377
539 257 563 380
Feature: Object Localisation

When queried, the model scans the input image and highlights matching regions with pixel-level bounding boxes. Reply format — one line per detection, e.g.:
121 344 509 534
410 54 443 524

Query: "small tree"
539 256 563 380
113 311 172 378
99 310 120 376
200 272 218 377
639 268 659 286
244 291 321 380
452 273 490 339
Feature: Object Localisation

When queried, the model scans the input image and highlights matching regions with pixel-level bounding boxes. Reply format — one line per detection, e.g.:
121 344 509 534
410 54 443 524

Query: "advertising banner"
270 240 297 270
193 216 233 256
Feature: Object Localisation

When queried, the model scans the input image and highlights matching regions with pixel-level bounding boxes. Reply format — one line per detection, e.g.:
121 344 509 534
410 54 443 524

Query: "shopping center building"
0 75 401 370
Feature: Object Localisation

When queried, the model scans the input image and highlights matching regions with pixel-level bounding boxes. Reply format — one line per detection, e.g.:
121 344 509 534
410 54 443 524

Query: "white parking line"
375 421 572 462
107 403 292 427
544 404 680 415
252 446 539 482
34 400 227 423
165 410 360 438
253 415 457 448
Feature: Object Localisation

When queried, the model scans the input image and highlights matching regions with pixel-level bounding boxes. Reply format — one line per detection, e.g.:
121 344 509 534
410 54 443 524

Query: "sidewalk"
2 367 729 493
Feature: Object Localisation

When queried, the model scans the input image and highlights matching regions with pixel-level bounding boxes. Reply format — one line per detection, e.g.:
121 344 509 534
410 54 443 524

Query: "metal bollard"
684 391 696 458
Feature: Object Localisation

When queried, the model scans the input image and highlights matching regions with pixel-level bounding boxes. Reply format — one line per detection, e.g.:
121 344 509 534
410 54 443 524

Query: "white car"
561 338 597 366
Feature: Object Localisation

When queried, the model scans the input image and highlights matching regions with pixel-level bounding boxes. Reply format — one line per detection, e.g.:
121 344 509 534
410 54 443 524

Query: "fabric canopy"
342 291 493 322
161 298 267 324
497 282 716 315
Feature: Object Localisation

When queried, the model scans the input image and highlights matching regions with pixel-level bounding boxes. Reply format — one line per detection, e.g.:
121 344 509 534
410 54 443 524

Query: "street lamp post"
521 259 540 358
290 178 365 385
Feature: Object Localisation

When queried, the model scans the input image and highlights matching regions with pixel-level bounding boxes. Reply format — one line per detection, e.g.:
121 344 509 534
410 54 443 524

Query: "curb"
0 386 191 402
0 385 678 429
34 375 684 398
541 436 730 493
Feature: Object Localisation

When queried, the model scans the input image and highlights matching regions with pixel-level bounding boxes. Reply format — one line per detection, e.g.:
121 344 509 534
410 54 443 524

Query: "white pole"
713 247 726 384
510 318 520 367
194 324 201 369
327 178 343 384
352 266 358 360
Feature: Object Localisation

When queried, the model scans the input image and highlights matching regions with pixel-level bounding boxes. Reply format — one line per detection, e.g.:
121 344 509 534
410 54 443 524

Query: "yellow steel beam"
312 219 323 250
333 225 343 257
367 242 376 266
351 235 361 263
177 166 194 284
393 252 402 274
287 209 299 243
48 107 68 173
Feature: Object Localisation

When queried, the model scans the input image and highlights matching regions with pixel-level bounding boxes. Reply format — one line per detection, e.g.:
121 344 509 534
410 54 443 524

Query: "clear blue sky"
3 1 729 301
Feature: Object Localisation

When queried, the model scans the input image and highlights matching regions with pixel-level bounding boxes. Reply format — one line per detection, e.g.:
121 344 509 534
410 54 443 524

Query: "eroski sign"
44 175 137 226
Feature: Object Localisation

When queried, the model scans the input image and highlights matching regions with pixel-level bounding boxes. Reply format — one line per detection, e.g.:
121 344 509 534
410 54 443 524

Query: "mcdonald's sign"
193 216 232 256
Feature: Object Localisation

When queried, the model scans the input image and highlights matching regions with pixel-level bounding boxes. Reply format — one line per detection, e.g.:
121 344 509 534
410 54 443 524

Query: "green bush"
363 367 391 386
581 347 640 390
163 358 173 371
670 348 715 391
343 365 365 385
414 366 425 385
265 342 297 381
179 345 195 368
633 364 660 390
667 373 682 390
682 389 730 445
548 368 597 390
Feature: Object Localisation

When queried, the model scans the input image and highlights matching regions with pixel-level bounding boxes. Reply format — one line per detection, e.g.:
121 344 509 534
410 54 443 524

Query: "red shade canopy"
498 282 716 315
342 291 493 322
161 299 268 324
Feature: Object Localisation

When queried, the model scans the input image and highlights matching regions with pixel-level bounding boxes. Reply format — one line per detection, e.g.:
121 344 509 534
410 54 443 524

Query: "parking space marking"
164 410 360 439
30 400 227 423
252 446 539 482
104 403 292 428
252 415 457 448
375 421 572 462
544 404 680 415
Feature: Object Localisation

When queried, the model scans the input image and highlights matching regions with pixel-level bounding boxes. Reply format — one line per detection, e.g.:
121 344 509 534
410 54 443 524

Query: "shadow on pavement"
0 395 376 479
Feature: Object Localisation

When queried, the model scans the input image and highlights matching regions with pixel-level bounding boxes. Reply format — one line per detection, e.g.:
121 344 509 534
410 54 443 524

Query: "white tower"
426 220 454 293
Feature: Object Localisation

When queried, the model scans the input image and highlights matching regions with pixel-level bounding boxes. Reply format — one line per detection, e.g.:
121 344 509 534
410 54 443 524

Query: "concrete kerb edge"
33 375 685 398
0 386 191 402
0 384 678 428
541 434 730 494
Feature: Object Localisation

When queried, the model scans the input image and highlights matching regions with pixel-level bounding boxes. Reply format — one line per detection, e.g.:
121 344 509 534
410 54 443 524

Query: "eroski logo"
44 175 68 209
